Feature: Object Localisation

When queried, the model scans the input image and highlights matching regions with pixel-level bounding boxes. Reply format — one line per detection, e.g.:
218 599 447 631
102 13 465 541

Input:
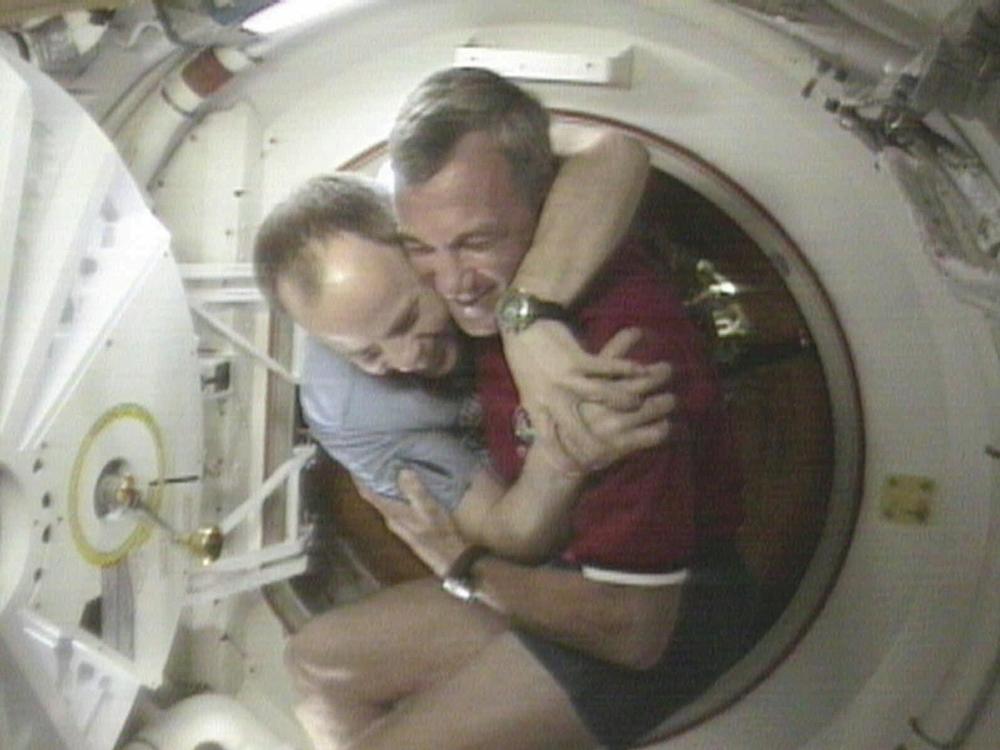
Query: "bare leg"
285 577 506 749
348 632 600 750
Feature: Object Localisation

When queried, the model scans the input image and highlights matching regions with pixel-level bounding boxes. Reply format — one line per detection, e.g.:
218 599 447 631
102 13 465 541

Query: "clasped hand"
502 322 674 475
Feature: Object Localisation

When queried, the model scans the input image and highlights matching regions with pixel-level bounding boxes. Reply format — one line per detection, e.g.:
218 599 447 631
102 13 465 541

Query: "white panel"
0 124 118 446
0 58 31 360
29 245 202 686
19 181 170 449
0 47 202 750
151 103 264 264
454 44 633 85
1 609 141 750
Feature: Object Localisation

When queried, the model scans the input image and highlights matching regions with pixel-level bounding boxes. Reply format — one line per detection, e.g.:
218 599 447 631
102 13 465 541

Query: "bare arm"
360 377 672 566
451 392 675 560
512 126 650 303
368 475 682 670
472 556 682 670
501 130 675 467
450 452 580 563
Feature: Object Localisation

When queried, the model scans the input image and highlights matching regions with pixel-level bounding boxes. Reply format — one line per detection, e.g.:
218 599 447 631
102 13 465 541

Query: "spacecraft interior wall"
155 2 1000 748
3 1 995 749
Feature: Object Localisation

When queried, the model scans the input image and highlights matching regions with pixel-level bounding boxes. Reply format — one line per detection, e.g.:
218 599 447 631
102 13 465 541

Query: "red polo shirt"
475 244 743 573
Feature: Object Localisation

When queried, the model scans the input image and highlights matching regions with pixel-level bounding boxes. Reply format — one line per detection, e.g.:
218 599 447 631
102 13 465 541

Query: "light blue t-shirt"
299 336 484 511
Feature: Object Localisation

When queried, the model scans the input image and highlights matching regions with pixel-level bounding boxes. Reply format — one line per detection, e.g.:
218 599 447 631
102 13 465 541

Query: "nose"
428 249 466 300
382 336 422 373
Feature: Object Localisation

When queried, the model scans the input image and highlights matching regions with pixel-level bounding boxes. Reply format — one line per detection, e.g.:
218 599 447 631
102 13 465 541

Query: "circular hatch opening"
275 117 864 739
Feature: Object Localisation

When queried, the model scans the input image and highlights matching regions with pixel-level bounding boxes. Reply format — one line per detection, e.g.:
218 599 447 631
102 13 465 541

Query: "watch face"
497 289 569 332
497 290 532 332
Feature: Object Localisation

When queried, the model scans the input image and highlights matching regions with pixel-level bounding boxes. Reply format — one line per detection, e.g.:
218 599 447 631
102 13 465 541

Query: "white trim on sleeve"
580 566 690 587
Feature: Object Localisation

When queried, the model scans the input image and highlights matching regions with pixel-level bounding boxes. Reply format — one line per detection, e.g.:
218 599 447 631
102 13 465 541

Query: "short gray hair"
389 67 555 211
253 173 398 311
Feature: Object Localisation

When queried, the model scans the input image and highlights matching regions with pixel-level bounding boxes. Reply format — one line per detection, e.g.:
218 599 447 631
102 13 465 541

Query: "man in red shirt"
285 68 755 750
384 67 751 747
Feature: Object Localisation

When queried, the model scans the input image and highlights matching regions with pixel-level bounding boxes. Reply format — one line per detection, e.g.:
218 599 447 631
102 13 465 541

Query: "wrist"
441 545 489 603
464 556 509 617
507 269 564 304
523 443 586 488
500 316 569 342
495 287 572 334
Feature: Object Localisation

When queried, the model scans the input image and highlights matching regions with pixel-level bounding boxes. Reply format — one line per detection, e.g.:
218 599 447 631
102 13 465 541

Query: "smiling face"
393 131 539 337
277 232 460 377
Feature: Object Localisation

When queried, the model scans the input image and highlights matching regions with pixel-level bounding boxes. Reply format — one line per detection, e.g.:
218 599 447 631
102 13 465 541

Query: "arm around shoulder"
512 129 650 304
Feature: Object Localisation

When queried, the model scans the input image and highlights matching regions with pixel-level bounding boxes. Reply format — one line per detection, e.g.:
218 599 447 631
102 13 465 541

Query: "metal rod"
220 444 314 534
189 300 298 385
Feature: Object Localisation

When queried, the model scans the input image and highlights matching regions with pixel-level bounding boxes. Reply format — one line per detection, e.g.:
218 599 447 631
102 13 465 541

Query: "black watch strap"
496 287 572 333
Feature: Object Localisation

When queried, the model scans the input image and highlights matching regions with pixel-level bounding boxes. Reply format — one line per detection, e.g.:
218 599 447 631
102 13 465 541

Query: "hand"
506 324 673 475
533 391 675 477
502 321 671 468
364 470 469 578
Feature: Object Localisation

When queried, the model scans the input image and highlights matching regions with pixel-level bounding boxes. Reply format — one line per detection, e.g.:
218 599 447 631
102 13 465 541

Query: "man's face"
278 233 460 377
393 131 538 337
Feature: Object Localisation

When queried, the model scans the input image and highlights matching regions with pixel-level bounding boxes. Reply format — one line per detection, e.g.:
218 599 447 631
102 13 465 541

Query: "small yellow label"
880 474 936 525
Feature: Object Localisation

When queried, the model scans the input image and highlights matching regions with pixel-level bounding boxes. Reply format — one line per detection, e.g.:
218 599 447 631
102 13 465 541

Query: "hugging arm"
362 328 673 567
369 472 682 670
452 328 673 561
501 129 674 466
371 381 673 565
514 127 650 307
337 328 673 564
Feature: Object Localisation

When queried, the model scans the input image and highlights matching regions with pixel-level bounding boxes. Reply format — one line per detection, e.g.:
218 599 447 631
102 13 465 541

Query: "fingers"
580 393 675 436
572 353 647 380
582 329 671 385
563 374 644 411
599 327 643 358
619 362 672 397
575 394 673 467
533 388 673 474
361 490 411 536
629 392 676 425
580 363 672 410
546 401 632 476
397 469 440 522
611 420 672 455
565 347 672 409
362 487 399 517
397 468 425 502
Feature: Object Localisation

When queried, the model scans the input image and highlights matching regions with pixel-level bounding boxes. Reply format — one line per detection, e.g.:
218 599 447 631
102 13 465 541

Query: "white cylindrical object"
123 693 294 750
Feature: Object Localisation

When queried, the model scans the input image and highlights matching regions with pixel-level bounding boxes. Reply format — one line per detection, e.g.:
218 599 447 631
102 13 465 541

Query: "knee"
283 616 351 693
284 630 320 694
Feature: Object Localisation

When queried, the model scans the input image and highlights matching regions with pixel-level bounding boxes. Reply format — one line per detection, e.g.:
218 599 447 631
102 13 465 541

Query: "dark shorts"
514 544 758 749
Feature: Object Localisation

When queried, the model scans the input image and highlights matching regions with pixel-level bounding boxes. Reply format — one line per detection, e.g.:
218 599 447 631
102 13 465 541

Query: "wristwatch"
495 287 571 334
441 545 488 603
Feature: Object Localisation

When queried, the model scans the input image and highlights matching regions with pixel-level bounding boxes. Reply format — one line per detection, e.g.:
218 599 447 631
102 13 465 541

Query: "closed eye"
455 232 498 251
398 235 434 255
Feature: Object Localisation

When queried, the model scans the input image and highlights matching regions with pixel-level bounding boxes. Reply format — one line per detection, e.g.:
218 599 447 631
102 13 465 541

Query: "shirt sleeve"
563 254 740 571
299 336 485 511
308 423 484 512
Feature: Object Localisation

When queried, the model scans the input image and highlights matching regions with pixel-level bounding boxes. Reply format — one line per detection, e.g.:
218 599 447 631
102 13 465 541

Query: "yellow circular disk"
68 403 166 566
